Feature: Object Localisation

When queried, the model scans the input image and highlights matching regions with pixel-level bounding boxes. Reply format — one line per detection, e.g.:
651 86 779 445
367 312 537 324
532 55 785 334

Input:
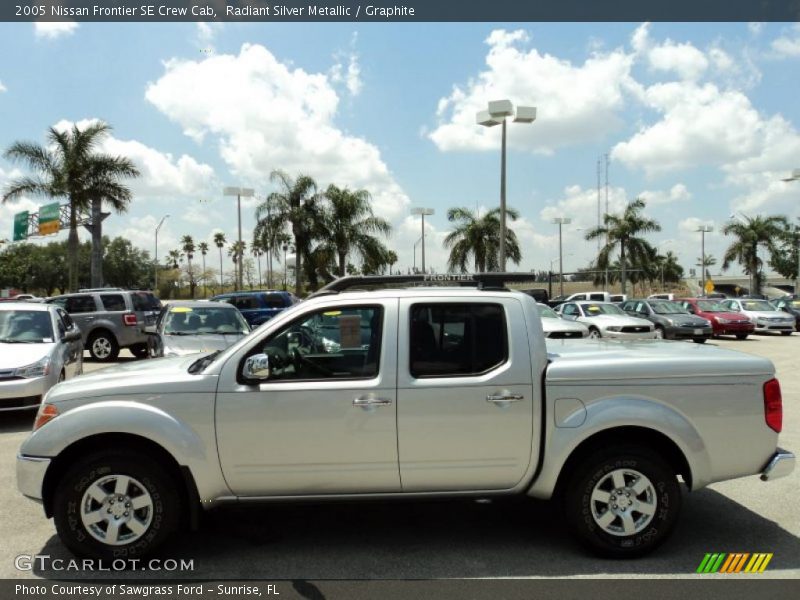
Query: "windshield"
741 300 774 311
697 300 727 312
650 301 689 315
0 310 54 343
163 306 249 335
538 305 560 319
580 303 625 316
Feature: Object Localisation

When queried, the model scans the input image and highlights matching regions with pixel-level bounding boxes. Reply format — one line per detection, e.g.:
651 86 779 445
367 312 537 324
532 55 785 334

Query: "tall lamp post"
696 226 713 294
782 169 800 294
154 214 170 293
412 235 423 273
476 100 536 271
223 186 254 291
411 208 434 274
551 217 572 296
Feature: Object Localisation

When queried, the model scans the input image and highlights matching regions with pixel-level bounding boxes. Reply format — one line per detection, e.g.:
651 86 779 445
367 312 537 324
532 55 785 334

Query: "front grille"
548 331 584 339
0 395 41 409
621 326 650 333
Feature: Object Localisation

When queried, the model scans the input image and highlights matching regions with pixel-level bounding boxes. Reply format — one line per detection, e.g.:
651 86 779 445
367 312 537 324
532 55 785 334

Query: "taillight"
34 403 59 431
763 378 782 433
123 313 138 326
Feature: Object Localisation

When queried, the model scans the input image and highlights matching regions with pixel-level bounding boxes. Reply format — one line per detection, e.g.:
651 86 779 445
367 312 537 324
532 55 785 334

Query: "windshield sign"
580 303 624 316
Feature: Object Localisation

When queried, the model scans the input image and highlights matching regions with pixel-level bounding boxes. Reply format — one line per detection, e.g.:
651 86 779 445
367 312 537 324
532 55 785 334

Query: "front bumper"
0 376 47 411
17 454 51 500
761 448 795 481
603 330 656 340
668 325 713 340
715 322 755 335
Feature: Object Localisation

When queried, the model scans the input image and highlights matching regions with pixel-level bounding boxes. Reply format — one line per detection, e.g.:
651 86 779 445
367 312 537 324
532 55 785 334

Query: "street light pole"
223 186 254 291
411 208 434 274
552 217 572 296
154 214 170 293
696 226 713 294
477 100 536 271
781 170 800 294
412 235 423 273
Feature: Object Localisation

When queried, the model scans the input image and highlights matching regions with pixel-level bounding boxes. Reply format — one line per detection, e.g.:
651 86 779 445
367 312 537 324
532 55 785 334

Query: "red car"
677 298 755 339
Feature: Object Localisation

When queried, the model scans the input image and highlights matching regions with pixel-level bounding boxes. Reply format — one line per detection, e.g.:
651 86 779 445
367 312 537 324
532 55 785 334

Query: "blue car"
209 290 299 327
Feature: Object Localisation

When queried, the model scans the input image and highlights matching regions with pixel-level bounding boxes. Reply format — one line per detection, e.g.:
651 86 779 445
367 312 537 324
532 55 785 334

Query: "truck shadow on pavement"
32 488 800 579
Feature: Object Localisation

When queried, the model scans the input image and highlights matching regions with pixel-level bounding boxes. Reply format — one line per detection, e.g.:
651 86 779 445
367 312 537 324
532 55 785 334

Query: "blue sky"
1 21 799 278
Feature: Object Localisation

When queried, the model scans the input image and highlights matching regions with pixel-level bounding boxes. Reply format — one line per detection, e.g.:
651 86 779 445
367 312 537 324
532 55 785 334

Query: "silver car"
0 303 83 411
537 303 589 339
146 301 250 358
721 299 796 335
556 301 656 339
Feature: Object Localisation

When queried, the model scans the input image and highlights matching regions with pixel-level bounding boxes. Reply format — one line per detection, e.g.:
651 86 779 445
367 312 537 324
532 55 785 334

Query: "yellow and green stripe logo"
696 553 773 573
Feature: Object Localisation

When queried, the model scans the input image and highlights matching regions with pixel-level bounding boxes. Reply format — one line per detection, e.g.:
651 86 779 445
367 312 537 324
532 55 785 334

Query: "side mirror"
64 330 82 342
144 325 157 335
243 353 271 381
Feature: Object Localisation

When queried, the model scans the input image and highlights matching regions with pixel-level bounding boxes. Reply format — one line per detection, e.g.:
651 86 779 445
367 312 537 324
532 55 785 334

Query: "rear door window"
132 292 161 312
263 293 288 308
232 296 259 310
100 294 127 312
409 303 508 378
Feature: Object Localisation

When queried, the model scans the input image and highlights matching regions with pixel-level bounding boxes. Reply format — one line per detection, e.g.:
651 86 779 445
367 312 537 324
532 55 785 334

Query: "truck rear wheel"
53 451 179 560
563 445 681 558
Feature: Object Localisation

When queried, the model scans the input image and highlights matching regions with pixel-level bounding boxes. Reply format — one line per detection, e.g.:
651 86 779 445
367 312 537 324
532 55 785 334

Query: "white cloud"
771 24 800 57
330 33 362 97
638 183 691 207
34 22 78 40
51 119 217 199
611 83 763 175
647 40 709 80
428 29 641 154
145 43 409 221
678 217 716 236
0 80 6 93
748 23 765 37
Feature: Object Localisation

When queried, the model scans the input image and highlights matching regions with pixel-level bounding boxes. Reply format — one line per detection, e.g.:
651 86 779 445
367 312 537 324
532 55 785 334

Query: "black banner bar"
4 0 800 22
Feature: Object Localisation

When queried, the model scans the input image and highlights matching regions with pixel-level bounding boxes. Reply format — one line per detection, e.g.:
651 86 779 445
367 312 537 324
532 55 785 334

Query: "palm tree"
255 170 319 296
722 214 789 295
198 241 209 298
386 250 398 275
181 235 196 298
697 254 717 282
213 232 226 291
584 198 661 295
2 122 140 291
321 184 392 277
443 207 522 273
228 241 246 290
251 240 263 288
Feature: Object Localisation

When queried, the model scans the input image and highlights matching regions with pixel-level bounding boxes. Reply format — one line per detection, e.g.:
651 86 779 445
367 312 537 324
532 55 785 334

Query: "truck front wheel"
564 445 681 558
53 451 180 560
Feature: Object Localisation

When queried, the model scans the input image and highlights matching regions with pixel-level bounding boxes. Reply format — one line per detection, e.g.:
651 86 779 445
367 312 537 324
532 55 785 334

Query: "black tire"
781 331 792 336
564 444 681 558
693 338 707 344
588 327 601 339
87 330 119 362
735 333 749 340
129 343 149 359
53 451 179 560
654 326 665 340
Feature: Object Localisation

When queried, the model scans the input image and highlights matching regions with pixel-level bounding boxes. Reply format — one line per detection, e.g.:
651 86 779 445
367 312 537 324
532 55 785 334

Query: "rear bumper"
760 448 795 481
17 454 50 500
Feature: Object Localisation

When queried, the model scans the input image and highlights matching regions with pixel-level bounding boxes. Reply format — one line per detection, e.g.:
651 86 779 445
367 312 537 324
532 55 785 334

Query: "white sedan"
555 301 656 339
537 303 589 339
721 298 795 335
0 303 84 411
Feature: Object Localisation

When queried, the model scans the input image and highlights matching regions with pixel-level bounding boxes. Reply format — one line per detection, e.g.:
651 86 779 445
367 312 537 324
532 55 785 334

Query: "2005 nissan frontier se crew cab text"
16 274 796 559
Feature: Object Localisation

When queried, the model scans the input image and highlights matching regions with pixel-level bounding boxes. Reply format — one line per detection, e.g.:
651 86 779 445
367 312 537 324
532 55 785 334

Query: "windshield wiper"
166 332 199 336
188 350 222 374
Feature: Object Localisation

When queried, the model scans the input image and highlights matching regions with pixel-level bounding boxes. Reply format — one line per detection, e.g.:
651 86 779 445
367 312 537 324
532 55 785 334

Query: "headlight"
14 356 51 378
606 326 622 332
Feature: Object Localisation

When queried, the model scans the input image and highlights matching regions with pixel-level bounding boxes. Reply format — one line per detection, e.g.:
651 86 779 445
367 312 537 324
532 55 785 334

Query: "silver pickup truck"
16 275 795 560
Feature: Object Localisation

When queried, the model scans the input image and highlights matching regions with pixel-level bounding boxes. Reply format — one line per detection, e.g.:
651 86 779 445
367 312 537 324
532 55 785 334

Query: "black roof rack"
308 273 543 298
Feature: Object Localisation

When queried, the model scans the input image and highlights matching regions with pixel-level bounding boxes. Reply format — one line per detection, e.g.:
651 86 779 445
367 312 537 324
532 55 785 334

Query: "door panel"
396 297 535 492
215 299 400 496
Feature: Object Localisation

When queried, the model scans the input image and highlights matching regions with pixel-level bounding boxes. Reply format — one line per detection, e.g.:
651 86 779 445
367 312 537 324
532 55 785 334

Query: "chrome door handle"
486 394 524 403
353 396 393 407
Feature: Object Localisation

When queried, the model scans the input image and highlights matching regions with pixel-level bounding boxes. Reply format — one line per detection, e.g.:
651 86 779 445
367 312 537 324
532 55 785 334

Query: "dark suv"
46 290 161 361
209 290 298 328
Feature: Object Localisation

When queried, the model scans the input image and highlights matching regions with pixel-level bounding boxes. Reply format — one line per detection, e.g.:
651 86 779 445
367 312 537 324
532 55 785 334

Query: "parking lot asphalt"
1 338 798 580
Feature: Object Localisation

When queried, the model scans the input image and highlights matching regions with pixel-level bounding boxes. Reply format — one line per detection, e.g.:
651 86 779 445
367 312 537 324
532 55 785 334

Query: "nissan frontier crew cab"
16 274 795 560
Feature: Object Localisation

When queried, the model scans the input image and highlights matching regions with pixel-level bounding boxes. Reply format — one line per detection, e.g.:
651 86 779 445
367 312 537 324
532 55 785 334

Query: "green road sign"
38 202 61 235
13 211 29 241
